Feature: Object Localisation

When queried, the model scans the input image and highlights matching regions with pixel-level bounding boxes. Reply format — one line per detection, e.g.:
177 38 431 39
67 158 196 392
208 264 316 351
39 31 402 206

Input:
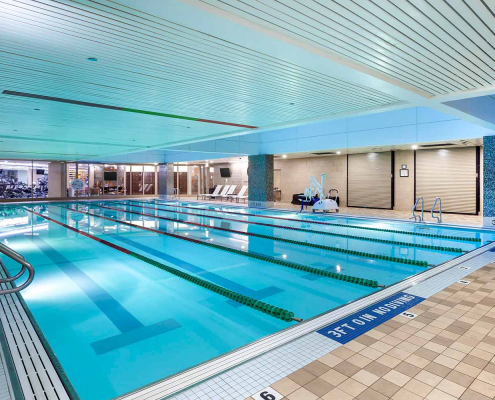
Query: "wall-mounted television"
220 168 231 178
104 171 117 180
36 169 45 175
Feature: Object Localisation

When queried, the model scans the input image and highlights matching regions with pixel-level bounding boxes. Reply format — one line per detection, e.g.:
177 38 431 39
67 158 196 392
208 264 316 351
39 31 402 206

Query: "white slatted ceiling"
416 147 477 214
347 152 392 209
202 0 495 95
0 0 402 160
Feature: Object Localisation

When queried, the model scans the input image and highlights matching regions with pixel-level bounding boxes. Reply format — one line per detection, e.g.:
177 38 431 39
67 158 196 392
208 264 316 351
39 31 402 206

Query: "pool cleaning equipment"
300 173 339 213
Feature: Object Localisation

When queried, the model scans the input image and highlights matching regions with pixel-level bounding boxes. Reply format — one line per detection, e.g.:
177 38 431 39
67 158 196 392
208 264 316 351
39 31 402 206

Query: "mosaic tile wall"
483 136 495 225
247 155 274 206
158 163 174 198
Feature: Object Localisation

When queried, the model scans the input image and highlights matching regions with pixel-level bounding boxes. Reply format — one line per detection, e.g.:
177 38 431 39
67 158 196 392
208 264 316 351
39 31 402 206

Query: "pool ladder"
0 242 35 295
411 196 424 222
431 197 442 223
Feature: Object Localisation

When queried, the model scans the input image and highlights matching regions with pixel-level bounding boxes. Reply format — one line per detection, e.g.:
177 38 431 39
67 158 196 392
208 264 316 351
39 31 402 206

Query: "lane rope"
97 203 430 267
60 204 383 288
117 201 465 254
21 206 299 323
146 200 481 243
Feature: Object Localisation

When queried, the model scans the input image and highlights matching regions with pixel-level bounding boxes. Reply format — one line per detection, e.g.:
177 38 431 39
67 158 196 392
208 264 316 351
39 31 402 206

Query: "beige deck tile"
383 370 411 387
469 379 495 398
356 387 389 400
423 341 447 354
460 388 491 400
425 388 458 400
351 369 380 386
405 353 431 369
303 360 331 377
392 387 424 400
454 361 482 378
445 369 475 387
344 340 367 353
433 354 460 369
271 378 301 396
320 369 347 386
287 387 318 400
403 378 433 397
476 370 495 386
436 378 467 397
370 341 393 354
441 347 466 361
358 347 383 361
287 369 316 386
331 346 355 360
321 387 353 400
469 348 493 361
318 353 343 368
364 361 391 378
387 347 412 361
415 370 443 387
397 340 420 353
376 354 402 368
303 377 334 398
347 353 372 368
407 335 429 347
381 335 403 347
370 378 401 397
338 378 367 397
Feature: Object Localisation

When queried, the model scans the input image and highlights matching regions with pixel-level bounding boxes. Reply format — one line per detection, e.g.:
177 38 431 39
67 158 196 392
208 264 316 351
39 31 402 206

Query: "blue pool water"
0 200 493 399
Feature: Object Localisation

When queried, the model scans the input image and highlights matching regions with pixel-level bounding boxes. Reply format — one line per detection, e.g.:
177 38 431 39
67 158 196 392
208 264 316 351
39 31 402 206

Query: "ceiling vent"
310 152 337 156
419 143 454 148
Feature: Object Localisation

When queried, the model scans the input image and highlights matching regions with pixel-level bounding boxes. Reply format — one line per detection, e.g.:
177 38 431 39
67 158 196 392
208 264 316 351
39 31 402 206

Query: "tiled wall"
483 136 495 226
212 161 248 191
248 155 274 206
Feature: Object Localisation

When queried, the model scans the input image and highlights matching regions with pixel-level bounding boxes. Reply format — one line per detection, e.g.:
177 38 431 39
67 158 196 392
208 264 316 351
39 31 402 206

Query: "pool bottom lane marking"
59 204 382 289
28 235 181 355
317 292 425 344
97 203 431 267
22 206 299 323
122 201 465 254
148 200 481 243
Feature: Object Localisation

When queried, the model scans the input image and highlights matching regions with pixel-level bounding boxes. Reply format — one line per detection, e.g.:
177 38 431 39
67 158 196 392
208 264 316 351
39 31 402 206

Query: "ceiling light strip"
1 90 258 129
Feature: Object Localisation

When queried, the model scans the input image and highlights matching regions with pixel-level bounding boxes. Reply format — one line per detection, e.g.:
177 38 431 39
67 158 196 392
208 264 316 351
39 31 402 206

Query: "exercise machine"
299 173 339 213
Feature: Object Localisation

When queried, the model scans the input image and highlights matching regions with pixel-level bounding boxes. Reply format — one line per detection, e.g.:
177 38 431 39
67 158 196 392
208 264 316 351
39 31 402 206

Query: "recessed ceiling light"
282 154 287 158
337 151 341 154
412 145 418 150
87 57 98 62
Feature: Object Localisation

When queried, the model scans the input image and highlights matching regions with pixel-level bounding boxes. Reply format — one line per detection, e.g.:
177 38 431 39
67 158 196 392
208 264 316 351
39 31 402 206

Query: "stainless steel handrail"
431 197 442 223
0 242 35 294
411 196 424 222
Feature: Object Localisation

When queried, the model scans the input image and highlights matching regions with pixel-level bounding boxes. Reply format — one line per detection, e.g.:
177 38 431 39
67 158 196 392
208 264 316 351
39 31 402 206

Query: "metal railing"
431 197 443 223
0 242 35 295
411 196 424 222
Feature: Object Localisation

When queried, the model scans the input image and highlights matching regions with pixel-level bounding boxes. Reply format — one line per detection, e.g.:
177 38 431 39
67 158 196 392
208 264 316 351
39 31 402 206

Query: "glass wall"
0 160 49 199
66 163 157 198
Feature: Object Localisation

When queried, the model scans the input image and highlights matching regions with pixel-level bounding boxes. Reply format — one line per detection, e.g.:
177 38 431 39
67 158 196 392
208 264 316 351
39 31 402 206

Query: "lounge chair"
230 186 248 203
205 185 230 201
199 185 223 200
219 185 237 201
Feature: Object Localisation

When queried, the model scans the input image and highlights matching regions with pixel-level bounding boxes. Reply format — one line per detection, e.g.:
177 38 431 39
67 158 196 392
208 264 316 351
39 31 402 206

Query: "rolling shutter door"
348 152 392 209
416 148 477 214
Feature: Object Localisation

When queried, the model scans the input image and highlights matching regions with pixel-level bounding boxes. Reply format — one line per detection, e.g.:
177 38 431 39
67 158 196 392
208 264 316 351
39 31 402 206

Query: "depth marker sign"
317 292 425 344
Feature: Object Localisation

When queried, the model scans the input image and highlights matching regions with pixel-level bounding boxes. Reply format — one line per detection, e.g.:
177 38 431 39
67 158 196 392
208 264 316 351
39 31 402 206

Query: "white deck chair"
198 184 222 200
229 186 248 202
230 186 249 203
219 185 237 201
205 185 230 201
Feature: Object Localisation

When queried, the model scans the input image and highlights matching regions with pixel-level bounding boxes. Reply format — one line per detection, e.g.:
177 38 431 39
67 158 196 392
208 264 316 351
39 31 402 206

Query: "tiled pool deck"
245 263 495 400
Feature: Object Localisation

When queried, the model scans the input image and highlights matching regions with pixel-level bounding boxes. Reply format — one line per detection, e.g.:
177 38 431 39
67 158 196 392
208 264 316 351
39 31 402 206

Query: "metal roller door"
347 152 393 209
416 147 478 214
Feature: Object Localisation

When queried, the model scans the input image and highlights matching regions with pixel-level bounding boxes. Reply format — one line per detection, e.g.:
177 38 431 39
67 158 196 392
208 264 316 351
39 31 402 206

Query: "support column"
248 155 274 208
484 136 495 227
158 164 174 200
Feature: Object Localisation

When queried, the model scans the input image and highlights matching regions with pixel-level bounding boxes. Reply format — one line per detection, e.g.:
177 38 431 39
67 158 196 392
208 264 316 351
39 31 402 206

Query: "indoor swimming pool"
0 200 493 400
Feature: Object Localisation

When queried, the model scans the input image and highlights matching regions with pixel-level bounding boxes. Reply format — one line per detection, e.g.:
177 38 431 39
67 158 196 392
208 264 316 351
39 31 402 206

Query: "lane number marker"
252 387 283 400
458 280 471 285
400 311 418 319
